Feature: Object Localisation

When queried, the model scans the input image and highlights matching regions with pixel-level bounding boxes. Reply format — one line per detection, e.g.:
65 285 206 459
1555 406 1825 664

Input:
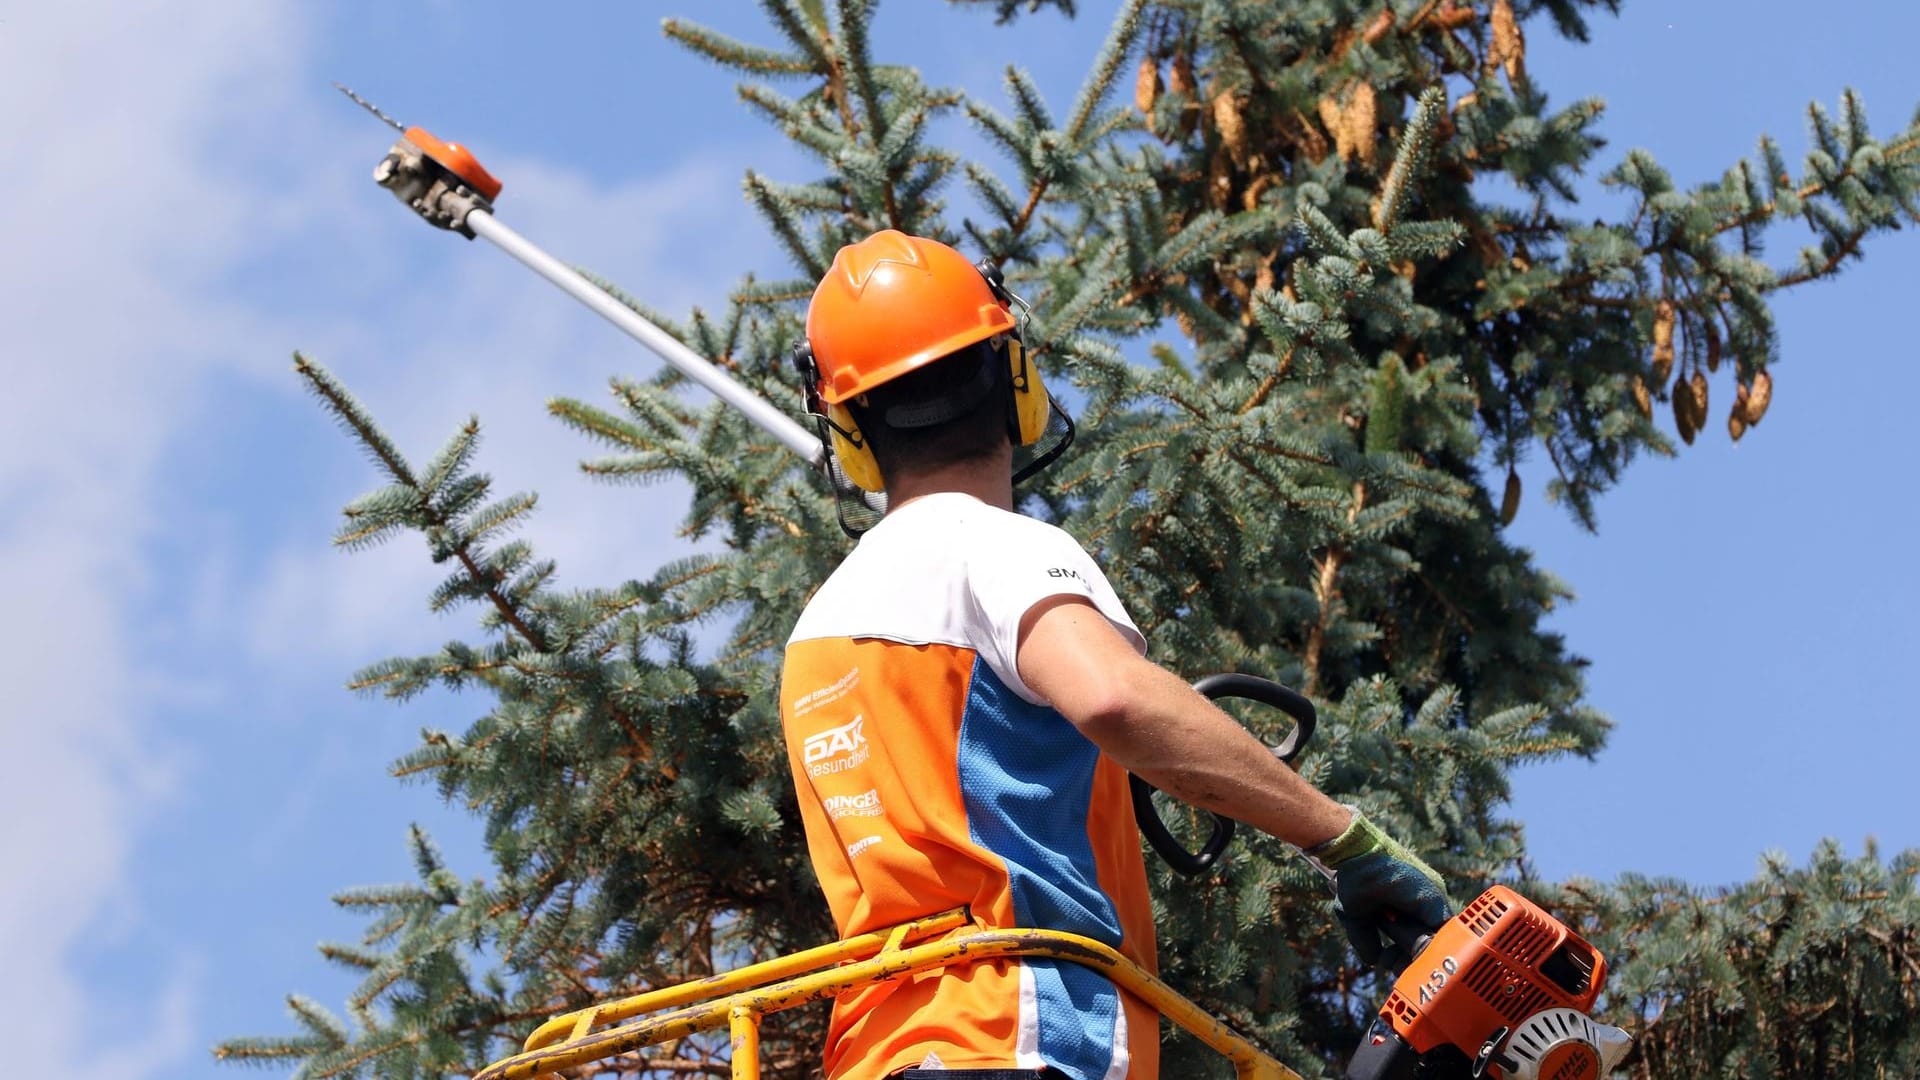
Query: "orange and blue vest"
781 493 1158 1080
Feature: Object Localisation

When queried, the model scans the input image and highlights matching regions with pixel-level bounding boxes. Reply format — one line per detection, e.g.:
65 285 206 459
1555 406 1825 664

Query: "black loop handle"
1131 672 1318 876
1189 672 1317 765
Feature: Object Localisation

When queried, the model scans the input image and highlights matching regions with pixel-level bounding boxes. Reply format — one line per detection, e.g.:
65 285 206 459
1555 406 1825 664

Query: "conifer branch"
755 0 832 72
833 0 886 143
1063 0 1146 142
661 19 815 76
297 356 552 651
1716 129 1920 225
448 533 549 653
1773 223 1871 288
1373 88 1447 234
744 171 828 278
295 354 414 486
1302 481 1367 697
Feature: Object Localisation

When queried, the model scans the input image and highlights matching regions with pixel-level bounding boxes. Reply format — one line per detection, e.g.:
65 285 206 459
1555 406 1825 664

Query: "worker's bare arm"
1016 595 1351 850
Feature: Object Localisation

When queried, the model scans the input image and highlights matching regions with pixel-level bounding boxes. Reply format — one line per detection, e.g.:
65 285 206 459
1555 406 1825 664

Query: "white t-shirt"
788 491 1147 703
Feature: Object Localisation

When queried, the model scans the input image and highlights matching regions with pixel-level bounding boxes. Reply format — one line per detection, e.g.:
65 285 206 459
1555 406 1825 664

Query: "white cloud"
0 2 317 1074
0 3 758 1077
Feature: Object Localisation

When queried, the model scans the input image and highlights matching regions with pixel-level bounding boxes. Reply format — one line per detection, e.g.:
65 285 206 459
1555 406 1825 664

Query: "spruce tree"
219 2 1920 1076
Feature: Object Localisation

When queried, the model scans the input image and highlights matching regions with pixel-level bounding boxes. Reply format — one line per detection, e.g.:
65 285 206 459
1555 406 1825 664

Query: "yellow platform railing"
474 909 1304 1080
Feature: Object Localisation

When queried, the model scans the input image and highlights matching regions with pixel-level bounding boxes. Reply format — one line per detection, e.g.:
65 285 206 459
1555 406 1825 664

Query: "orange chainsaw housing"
1374 885 1607 1075
404 125 502 201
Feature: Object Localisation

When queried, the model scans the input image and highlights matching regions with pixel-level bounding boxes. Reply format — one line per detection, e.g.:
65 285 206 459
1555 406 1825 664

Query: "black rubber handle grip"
1131 672 1318 876
1381 914 1435 967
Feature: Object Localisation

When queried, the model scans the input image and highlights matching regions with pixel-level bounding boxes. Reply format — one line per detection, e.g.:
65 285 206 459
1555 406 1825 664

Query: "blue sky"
2 3 1915 1078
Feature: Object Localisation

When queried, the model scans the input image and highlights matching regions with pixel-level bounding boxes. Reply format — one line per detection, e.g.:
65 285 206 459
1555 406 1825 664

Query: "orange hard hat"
805 230 1016 405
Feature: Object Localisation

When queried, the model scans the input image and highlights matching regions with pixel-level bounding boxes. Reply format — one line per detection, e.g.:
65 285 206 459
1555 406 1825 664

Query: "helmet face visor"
1011 397 1074 486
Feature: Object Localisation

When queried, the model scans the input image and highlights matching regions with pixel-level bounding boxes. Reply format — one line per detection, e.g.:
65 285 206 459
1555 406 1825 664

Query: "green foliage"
216 356 837 1078
1545 842 1920 1077
226 2 1920 1077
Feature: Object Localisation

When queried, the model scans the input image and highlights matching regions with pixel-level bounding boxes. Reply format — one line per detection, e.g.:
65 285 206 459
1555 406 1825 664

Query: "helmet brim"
817 302 1015 405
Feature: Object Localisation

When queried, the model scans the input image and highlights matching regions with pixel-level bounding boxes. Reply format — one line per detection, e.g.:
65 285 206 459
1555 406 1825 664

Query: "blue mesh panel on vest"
958 657 1123 1080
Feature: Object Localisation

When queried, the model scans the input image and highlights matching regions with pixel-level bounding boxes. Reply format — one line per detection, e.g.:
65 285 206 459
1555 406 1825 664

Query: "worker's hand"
1308 810 1452 970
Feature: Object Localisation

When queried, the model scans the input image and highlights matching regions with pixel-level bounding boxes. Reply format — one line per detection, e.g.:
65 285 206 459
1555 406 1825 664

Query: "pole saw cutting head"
337 83 501 238
1347 886 1632 1080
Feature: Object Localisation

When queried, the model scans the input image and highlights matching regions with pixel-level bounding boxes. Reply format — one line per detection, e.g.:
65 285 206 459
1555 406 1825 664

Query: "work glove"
1305 808 1452 971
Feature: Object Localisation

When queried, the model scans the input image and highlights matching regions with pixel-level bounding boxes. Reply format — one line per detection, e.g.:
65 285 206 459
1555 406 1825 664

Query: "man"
781 230 1448 1080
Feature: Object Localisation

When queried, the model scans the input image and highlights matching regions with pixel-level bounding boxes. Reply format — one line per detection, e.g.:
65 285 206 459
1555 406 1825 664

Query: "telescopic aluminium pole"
466 211 823 463
339 84 824 466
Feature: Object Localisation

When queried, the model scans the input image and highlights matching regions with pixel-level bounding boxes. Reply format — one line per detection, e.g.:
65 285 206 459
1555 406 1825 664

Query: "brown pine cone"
1745 369 1772 425
1135 58 1161 116
1688 371 1710 430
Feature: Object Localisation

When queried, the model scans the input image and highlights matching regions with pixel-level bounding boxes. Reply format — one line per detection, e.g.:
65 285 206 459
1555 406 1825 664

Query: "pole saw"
337 88 1634 1080
334 84 823 464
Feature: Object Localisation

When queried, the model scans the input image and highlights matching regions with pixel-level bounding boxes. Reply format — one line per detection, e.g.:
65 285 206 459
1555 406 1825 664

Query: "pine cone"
1317 95 1345 156
1169 53 1195 97
1745 369 1773 425
1632 375 1652 419
1729 383 1750 442
1705 326 1722 372
1491 0 1526 82
1672 382 1697 445
1348 83 1379 166
1320 84 1379 166
1651 299 1676 384
1135 57 1161 116
1688 371 1710 429
1500 469 1521 526
1169 53 1198 137
1214 91 1249 169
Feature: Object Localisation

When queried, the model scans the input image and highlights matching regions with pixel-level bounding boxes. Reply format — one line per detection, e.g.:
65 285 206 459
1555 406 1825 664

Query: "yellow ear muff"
1006 337 1050 447
826 400 886 493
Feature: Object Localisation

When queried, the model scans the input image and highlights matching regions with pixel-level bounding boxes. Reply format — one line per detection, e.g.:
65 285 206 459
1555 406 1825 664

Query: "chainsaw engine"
1346 886 1632 1080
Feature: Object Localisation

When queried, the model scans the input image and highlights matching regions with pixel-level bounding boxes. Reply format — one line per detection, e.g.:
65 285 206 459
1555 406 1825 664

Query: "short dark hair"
850 340 1010 483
